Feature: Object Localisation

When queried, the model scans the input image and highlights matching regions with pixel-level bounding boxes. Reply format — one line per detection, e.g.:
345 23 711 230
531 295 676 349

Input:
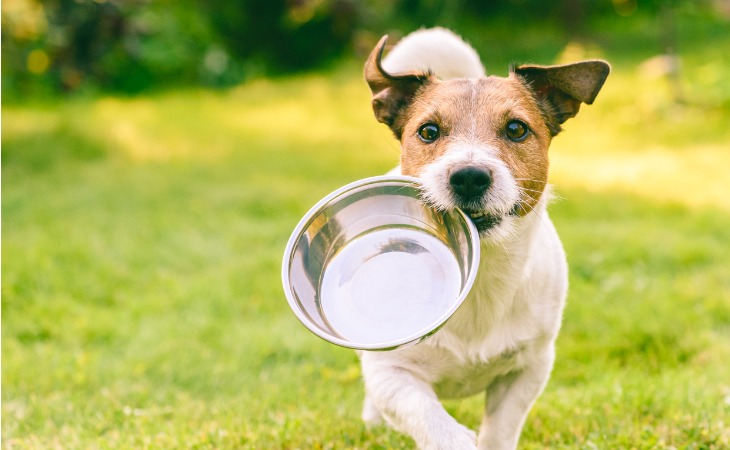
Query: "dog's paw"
424 423 477 450
361 395 384 428
361 408 384 428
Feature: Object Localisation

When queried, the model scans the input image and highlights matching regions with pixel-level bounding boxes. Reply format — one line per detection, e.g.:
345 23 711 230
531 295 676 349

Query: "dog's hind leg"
361 356 477 450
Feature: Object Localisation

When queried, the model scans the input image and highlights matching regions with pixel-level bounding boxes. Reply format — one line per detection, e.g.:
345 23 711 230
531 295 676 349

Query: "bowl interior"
283 177 479 350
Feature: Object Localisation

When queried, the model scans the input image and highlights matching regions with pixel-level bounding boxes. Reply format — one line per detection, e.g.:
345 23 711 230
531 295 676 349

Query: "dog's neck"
435 192 552 349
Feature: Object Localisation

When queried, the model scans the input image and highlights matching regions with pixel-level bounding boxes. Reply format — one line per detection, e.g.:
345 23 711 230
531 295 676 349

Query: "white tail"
382 27 485 80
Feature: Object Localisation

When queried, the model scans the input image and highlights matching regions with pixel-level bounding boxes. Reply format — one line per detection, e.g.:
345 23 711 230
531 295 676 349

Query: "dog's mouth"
463 209 503 233
416 187 522 235
462 204 521 234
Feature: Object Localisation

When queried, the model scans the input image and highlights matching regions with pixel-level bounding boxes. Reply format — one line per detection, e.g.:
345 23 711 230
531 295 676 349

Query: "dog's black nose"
450 167 492 201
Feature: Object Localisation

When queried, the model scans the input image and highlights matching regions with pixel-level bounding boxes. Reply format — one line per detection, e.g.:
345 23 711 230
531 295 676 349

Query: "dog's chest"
432 347 525 399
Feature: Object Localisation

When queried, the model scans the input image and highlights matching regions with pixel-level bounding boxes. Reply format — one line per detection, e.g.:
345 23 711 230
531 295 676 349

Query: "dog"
358 28 610 449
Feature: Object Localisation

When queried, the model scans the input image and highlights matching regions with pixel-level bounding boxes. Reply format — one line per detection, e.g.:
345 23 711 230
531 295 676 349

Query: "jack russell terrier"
358 28 609 449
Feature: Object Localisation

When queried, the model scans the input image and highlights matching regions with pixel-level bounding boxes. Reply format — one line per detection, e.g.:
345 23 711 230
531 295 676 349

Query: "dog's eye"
505 120 529 142
417 124 440 143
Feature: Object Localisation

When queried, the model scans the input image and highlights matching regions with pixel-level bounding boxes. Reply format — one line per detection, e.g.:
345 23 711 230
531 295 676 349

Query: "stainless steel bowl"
282 175 480 351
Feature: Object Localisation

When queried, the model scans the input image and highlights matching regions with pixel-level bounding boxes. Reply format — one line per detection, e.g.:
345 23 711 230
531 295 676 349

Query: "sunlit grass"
552 143 730 210
550 60 730 211
3 14 730 449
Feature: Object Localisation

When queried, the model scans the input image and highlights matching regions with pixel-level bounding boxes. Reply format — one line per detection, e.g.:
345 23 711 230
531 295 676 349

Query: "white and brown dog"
359 28 609 449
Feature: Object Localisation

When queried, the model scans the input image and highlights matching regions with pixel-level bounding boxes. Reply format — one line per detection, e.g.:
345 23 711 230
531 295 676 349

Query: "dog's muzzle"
448 166 519 234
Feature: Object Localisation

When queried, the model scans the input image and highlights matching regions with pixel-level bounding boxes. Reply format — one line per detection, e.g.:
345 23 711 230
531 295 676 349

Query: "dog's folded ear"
513 60 610 135
365 36 434 139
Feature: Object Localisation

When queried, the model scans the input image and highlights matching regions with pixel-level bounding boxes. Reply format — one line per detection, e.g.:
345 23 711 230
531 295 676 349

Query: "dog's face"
365 36 609 239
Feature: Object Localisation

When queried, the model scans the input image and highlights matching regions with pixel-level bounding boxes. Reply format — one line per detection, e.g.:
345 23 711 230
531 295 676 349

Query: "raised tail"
381 27 485 80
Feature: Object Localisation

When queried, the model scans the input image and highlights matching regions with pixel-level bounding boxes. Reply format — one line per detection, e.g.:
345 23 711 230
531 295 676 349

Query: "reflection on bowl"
282 176 480 351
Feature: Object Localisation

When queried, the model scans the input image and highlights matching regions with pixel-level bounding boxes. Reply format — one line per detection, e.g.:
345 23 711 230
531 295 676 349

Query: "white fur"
360 29 569 450
382 27 486 79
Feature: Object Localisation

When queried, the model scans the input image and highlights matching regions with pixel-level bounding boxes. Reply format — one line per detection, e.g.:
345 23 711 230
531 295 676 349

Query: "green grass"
3 12 730 449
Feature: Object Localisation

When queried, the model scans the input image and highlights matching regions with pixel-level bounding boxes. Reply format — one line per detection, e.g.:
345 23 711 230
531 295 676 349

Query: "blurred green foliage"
2 0 361 95
2 0 726 97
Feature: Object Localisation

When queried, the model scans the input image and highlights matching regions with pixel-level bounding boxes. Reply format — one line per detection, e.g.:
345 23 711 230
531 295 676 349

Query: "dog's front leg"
361 354 477 450
477 348 554 450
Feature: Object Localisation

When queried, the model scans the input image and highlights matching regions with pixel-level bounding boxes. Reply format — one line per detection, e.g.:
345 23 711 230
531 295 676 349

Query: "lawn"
3 12 730 449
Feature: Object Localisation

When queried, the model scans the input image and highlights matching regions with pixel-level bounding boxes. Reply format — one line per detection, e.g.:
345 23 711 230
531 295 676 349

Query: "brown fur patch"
364 36 435 139
513 61 610 135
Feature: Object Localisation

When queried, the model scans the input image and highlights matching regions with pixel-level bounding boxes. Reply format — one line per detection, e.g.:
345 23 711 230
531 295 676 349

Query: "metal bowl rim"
281 175 481 350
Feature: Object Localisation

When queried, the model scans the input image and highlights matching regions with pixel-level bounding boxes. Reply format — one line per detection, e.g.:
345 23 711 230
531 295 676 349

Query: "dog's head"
365 36 609 240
